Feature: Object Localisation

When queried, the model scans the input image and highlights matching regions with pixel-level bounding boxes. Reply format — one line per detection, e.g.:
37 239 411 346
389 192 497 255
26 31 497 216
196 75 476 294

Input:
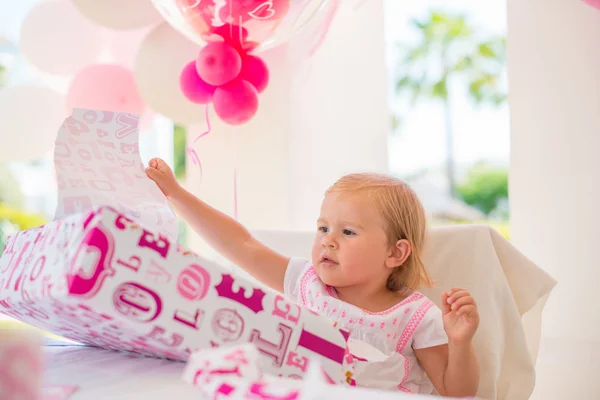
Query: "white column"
508 1 600 398
186 0 389 254
507 0 600 342
288 1 390 229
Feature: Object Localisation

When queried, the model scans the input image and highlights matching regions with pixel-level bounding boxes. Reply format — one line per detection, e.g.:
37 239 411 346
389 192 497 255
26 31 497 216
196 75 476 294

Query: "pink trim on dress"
362 292 423 316
299 266 317 307
300 265 425 316
327 287 423 316
397 356 412 393
395 300 434 353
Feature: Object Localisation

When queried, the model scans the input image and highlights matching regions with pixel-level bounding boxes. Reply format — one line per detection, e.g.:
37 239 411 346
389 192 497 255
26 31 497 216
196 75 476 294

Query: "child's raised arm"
146 158 289 292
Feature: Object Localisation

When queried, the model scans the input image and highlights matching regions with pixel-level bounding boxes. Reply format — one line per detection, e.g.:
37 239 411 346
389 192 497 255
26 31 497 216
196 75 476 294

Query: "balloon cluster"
179 24 270 126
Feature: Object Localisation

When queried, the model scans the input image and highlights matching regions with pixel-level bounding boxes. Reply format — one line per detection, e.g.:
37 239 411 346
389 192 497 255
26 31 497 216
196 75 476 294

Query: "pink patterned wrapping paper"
181 343 481 400
0 328 43 400
0 206 350 383
54 108 177 241
182 342 331 400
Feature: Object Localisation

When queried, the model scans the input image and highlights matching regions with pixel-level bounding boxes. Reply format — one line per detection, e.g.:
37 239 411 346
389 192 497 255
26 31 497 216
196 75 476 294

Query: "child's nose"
322 233 338 249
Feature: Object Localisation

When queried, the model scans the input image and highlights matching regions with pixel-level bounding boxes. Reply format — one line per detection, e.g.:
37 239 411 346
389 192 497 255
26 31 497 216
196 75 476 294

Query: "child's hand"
145 158 181 198
442 288 479 345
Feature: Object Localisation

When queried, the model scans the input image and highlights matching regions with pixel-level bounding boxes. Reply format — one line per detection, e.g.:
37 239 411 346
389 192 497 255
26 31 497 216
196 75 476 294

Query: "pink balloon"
212 24 249 45
584 0 600 9
67 64 145 115
180 60 216 104
195 42 242 86
210 24 259 55
240 55 269 93
213 79 259 125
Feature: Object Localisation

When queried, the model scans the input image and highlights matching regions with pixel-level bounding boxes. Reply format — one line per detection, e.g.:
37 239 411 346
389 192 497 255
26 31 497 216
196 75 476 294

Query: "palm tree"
394 11 507 197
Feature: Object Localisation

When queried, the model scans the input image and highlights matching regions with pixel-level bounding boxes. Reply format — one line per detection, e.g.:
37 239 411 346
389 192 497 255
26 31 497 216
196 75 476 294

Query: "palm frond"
431 78 448 99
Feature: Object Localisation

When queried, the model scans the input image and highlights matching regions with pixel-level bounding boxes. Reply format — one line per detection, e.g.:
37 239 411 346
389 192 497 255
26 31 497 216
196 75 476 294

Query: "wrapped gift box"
0 206 349 383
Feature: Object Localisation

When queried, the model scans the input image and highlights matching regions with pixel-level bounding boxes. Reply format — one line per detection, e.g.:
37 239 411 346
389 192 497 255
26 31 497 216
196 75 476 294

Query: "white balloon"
0 85 67 162
19 1 108 76
134 22 204 125
71 0 163 30
107 26 154 68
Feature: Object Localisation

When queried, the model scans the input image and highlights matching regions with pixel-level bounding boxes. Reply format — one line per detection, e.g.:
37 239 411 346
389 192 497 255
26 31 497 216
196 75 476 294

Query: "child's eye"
318 226 329 233
343 229 356 236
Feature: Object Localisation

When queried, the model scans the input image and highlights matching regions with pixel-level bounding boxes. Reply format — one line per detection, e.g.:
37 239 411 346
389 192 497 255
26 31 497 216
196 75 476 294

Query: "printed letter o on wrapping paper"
0 205 350 383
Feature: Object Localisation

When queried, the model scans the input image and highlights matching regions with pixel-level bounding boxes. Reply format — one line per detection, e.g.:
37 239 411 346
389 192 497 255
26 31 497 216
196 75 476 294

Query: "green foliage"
395 11 507 107
0 204 47 257
393 10 507 197
0 163 24 207
433 219 510 240
456 163 508 216
0 204 46 230
173 124 189 246
0 64 6 86
173 124 187 180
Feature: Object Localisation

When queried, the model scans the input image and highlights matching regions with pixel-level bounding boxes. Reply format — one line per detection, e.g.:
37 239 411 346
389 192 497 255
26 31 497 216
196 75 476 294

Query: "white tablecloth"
42 338 199 399
42 338 444 400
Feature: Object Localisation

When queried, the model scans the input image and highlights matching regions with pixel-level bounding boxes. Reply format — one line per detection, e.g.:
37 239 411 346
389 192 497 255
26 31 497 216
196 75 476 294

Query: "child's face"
311 191 393 289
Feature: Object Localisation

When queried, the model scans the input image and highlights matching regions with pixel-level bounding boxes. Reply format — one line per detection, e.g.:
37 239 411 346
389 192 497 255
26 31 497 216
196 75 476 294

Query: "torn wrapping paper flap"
346 338 387 362
0 206 349 383
54 108 177 241
350 352 409 391
344 339 409 390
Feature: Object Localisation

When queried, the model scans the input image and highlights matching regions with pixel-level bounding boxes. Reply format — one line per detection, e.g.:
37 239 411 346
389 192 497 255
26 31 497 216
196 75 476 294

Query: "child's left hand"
442 288 479 345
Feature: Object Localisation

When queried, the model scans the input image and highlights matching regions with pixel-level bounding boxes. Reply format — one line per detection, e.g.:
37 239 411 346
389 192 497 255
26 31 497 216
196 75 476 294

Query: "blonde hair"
326 173 433 293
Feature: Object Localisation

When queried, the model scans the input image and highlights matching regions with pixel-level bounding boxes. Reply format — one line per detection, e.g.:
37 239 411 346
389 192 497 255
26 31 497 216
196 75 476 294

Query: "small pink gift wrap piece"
0 328 43 400
0 206 350 383
180 343 482 400
183 343 328 400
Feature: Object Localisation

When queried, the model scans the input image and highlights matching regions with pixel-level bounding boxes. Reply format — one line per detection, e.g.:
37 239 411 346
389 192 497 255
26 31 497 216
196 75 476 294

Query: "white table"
42 338 443 400
43 338 200 399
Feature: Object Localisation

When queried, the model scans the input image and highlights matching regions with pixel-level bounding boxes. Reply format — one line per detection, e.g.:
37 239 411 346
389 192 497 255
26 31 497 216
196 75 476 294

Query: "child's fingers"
456 304 478 317
441 292 451 314
447 289 470 304
145 167 160 180
450 295 476 311
446 288 467 298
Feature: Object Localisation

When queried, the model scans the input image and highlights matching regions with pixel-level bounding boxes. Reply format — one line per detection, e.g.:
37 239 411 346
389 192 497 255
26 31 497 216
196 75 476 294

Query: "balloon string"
186 105 212 180
309 0 339 57
233 128 239 220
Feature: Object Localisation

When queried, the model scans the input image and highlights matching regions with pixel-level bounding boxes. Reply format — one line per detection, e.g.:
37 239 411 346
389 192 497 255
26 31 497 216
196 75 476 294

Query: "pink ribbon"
186 106 239 220
186 105 212 180
309 0 340 57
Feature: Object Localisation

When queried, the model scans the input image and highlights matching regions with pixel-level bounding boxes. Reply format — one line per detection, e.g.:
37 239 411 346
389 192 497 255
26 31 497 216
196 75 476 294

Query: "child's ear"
386 239 411 269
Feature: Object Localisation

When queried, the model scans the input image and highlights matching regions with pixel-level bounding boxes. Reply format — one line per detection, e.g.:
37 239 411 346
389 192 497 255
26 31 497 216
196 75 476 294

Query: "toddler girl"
145 158 480 397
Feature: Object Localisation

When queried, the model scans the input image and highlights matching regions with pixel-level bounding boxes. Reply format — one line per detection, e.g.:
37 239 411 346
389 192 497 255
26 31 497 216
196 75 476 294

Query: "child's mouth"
321 256 338 266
